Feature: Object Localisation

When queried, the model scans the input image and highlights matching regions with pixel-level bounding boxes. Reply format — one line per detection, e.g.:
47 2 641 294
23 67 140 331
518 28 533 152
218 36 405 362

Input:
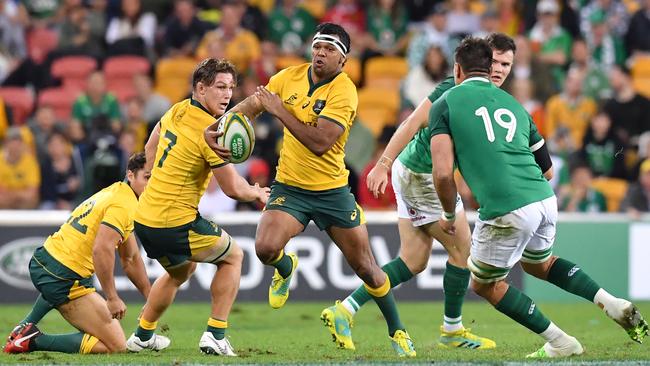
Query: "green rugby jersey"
429 77 553 220
398 76 455 173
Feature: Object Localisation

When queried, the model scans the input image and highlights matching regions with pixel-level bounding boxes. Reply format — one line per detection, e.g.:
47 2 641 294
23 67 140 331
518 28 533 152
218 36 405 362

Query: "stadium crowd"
0 0 649 216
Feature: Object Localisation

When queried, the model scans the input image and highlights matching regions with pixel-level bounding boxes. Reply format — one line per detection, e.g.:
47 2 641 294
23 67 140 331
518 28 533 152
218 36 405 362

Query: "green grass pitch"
0 301 649 364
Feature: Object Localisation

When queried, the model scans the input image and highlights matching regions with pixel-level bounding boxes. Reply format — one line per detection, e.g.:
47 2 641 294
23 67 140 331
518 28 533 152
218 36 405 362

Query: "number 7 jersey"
43 182 138 278
428 77 554 220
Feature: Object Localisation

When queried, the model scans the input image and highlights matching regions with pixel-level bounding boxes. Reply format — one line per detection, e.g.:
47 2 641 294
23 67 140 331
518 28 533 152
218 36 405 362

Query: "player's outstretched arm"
144 122 161 172
367 98 433 197
117 234 151 299
93 224 127 320
430 134 458 236
212 164 270 203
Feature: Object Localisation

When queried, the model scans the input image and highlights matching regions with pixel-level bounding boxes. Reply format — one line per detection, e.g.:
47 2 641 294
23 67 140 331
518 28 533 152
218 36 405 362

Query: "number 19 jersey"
429 77 553 220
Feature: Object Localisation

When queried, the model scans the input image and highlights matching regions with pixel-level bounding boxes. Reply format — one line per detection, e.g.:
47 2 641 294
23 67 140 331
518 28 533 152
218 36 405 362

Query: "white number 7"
474 106 517 142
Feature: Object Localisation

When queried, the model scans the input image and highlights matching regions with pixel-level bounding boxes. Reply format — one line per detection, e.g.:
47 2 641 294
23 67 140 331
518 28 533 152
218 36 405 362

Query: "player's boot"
604 299 649 344
126 333 171 352
268 253 298 309
3 323 41 354
320 300 355 350
199 332 237 356
389 329 416 357
525 336 584 358
5 324 23 344
438 326 496 349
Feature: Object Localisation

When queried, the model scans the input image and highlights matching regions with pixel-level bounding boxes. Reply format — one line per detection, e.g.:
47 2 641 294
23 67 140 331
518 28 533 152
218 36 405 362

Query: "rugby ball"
217 112 255 164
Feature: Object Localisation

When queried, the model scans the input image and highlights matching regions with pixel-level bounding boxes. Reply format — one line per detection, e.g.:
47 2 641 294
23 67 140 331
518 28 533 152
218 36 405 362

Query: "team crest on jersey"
270 196 286 206
284 93 298 105
312 99 326 114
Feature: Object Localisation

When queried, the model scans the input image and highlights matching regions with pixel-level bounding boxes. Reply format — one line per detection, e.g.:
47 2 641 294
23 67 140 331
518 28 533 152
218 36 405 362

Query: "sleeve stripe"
319 115 346 131
530 138 545 152
101 221 124 238
210 161 230 169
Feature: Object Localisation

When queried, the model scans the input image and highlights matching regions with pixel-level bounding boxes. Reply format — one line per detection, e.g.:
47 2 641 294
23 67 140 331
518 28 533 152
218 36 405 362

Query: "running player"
429 37 648 358
4 153 156 354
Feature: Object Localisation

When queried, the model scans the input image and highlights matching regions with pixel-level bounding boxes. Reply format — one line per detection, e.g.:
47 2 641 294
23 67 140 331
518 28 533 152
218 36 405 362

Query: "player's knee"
228 244 244 265
404 256 428 275
100 337 126 353
522 255 557 280
255 242 280 264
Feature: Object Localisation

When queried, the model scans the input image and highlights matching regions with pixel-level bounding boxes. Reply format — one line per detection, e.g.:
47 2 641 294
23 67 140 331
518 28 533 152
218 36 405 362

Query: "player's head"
311 22 350 78
126 152 150 197
453 37 492 84
192 58 237 117
486 33 515 87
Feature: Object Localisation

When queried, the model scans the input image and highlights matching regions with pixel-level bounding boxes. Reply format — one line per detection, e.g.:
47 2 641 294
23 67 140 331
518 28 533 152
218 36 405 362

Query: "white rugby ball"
217 112 255 164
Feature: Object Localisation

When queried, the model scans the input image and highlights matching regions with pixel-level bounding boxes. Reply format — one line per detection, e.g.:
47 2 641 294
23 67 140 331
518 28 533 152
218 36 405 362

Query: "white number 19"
474 106 517 142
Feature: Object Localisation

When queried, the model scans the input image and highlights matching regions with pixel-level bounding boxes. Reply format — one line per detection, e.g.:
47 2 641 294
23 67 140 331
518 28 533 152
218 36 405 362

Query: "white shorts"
468 196 557 283
391 159 463 227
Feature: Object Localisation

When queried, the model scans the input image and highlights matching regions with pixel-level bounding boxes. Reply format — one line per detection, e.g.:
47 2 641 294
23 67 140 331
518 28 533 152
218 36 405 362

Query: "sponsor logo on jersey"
568 266 580 277
312 99 326 114
350 210 357 221
284 93 298 105
0 237 45 289
301 100 310 109
270 196 286 206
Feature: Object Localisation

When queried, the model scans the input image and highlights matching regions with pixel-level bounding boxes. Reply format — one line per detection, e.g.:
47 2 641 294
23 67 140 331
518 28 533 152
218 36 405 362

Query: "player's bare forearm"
118 235 151 299
275 108 339 156
144 122 160 172
383 98 433 161
213 164 270 202
229 94 265 122
434 175 458 214
93 228 120 301
431 134 457 213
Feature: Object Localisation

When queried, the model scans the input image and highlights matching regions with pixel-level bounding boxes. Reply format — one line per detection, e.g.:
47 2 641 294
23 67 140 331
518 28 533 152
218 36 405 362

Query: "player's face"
490 50 514 87
204 72 235 116
311 40 345 78
128 169 151 197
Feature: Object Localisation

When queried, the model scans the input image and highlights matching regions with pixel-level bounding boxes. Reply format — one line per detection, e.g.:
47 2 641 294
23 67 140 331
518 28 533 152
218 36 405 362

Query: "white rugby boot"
126 333 170 352
199 331 237 356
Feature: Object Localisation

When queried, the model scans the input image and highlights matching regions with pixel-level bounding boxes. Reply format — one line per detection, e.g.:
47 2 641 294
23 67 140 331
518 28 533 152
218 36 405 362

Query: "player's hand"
439 217 456 236
367 164 390 198
254 183 271 204
204 128 232 160
255 86 283 116
107 297 127 320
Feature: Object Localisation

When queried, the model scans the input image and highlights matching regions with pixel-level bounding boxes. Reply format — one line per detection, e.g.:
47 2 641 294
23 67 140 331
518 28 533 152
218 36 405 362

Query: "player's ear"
453 63 461 83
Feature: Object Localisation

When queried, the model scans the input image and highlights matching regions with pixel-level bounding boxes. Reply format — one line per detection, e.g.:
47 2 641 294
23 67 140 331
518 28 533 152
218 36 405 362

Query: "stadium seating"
343 57 361 86
591 177 629 212
631 56 650 99
364 56 408 90
275 55 307 71
38 88 81 121
357 87 400 136
104 55 150 98
0 87 35 124
51 56 98 91
26 28 58 64
300 0 326 19
154 57 196 103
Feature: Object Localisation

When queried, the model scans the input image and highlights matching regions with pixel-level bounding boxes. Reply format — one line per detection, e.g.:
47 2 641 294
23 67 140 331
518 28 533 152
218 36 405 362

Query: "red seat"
26 28 58 64
51 56 98 91
104 56 150 100
38 88 81 121
0 87 35 124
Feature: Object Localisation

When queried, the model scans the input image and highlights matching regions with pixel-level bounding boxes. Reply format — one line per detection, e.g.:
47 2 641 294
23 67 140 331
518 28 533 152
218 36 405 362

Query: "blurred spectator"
70 71 122 142
402 45 448 110
239 0 268 41
87 0 107 43
27 105 64 159
321 0 367 57
624 0 650 57
547 127 576 190
357 127 396 210
268 0 316 55
407 3 450 67
569 37 610 101
251 41 278 85
133 73 171 125
118 128 137 172
512 78 546 136
0 95 11 140
123 97 147 152
473 8 499 39
558 162 607 212
0 127 40 209
365 0 409 57
505 35 555 103
630 132 650 181
619 159 650 217
603 65 650 147
58 4 104 56
446 0 480 38
105 0 157 56
587 10 626 69
579 0 629 39
196 0 260 73
403 0 432 23
495 0 523 36
0 0 26 83
163 0 207 57
528 0 572 89
579 111 627 179
198 175 237 216
40 131 81 210
17 0 62 27
545 67 597 146
236 158 270 211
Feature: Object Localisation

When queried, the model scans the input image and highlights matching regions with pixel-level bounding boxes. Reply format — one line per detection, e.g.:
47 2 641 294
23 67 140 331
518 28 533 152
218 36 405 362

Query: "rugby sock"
365 273 405 336
207 318 227 340
270 250 294 278
547 258 600 302
539 322 572 348
343 257 413 315
494 286 550 334
443 262 470 332
135 318 157 342
33 332 85 353
21 295 54 325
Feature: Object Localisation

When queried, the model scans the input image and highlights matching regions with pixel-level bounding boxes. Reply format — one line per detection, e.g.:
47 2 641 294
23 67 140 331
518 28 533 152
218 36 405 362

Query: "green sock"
495 286 550 334
272 253 294 278
207 325 226 340
372 289 405 336
347 257 413 312
33 332 84 353
135 326 154 341
443 262 470 319
21 295 54 325
547 258 600 302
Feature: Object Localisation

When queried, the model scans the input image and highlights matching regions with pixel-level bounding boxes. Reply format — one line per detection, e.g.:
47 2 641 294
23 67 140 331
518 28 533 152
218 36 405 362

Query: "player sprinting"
204 23 415 357
4 153 155 354
125 59 269 356
320 33 522 351
429 37 648 358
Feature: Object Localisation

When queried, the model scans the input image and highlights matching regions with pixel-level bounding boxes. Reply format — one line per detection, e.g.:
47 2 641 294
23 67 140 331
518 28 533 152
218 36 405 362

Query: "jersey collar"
307 66 340 97
190 97 213 116
461 76 490 85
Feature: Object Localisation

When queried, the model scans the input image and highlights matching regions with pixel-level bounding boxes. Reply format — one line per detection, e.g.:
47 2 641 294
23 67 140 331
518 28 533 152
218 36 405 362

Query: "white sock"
342 297 358 316
443 316 463 332
539 322 570 348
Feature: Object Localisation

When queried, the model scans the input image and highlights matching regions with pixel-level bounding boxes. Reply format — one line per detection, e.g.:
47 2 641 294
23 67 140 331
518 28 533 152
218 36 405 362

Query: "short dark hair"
127 152 146 174
455 37 492 75
192 58 237 89
486 33 516 54
315 22 351 55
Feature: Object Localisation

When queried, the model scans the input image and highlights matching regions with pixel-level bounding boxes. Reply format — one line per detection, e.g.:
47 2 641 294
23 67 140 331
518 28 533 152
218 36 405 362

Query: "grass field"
0 301 649 364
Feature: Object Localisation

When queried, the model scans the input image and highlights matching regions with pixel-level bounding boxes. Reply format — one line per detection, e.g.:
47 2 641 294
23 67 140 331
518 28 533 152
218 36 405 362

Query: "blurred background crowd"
0 0 649 217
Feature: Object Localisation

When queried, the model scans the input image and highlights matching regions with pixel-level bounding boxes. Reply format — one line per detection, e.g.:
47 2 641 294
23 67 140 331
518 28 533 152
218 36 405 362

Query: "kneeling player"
4 153 161 354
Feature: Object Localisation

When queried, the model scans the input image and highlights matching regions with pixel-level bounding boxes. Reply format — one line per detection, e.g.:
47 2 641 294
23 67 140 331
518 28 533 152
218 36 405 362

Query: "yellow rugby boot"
268 253 298 309
438 326 496 349
320 301 355 350
390 330 416 357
